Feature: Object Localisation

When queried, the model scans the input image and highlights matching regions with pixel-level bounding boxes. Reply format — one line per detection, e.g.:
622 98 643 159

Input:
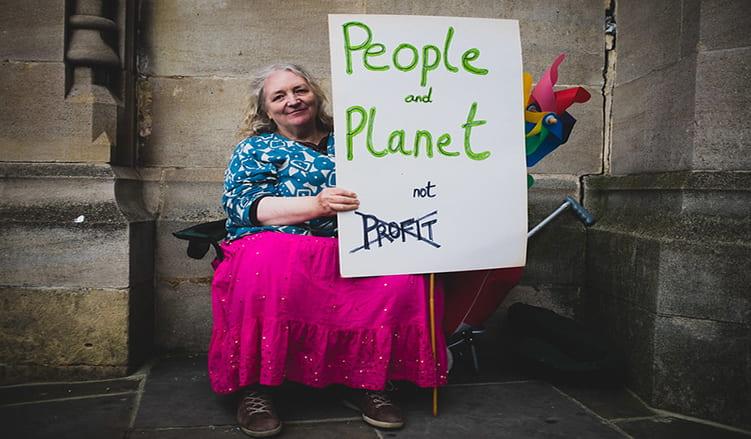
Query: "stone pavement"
2 352 749 439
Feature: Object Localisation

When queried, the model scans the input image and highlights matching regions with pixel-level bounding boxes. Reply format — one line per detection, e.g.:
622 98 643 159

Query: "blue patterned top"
223 132 337 241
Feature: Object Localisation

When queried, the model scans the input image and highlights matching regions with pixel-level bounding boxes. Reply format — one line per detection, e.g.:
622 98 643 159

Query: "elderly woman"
211 63 524 437
209 64 451 437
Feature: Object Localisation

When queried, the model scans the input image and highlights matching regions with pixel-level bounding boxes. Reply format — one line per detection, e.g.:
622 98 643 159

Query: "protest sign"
328 14 527 277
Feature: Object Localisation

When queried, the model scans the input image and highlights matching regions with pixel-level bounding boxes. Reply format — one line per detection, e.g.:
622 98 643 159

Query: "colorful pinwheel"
524 54 591 187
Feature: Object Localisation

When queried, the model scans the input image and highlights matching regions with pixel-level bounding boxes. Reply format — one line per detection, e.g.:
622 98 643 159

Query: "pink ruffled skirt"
208 232 448 394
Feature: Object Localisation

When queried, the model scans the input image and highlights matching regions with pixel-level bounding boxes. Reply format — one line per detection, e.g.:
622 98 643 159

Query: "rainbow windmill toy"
523 53 591 187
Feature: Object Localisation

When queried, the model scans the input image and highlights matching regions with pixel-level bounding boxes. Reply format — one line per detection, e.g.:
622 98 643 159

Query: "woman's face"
263 70 319 135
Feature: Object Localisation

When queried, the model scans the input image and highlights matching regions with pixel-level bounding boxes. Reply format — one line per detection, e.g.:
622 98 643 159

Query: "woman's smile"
263 70 320 139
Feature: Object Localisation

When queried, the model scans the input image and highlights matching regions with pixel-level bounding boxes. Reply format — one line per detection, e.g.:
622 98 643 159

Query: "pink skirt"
208 232 448 394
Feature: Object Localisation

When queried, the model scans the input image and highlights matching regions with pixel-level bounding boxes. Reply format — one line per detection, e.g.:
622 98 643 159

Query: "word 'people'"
342 21 488 87
350 210 440 253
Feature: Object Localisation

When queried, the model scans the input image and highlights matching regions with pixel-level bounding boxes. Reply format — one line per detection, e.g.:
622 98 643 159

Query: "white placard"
328 14 527 277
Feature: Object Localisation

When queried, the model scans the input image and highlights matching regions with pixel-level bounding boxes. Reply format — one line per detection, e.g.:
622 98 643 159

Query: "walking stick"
429 272 438 416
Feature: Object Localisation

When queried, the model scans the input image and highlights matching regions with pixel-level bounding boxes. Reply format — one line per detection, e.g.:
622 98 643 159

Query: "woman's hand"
315 188 360 216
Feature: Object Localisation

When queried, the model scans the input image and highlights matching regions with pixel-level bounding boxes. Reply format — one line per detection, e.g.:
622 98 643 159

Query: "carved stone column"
0 0 153 383
65 0 121 163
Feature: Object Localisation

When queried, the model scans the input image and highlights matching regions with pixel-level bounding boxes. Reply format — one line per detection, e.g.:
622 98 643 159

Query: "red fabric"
441 267 524 335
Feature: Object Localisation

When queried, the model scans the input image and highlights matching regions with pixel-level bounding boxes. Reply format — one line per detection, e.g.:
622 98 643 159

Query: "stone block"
584 289 657 403
398 381 625 438
586 173 688 220
511 0 604 87
0 376 142 405
0 163 155 382
0 287 129 369
616 0 683 86
652 315 750 429
138 167 165 216
679 172 751 218
159 169 225 222
140 76 249 168
528 86 603 175
616 416 751 439
680 0 701 58
524 223 586 286
0 62 67 160
658 241 750 324
584 172 751 322
128 279 156 368
610 55 696 175
139 0 365 78
364 0 508 17
0 62 115 163
155 281 213 352
698 0 751 51
526 176 588 285
0 165 149 288
585 227 661 311
526 174 580 222
364 0 604 86
694 47 751 171
154 170 225 281
0 0 65 61
517 175 586 315
0 223 131 289
2 393 136 439
156 219 217 281
584 172 751 238
584 171 751 429
505 284 581 319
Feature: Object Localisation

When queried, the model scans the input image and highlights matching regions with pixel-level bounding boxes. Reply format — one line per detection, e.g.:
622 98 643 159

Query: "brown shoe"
236 389 282 437
345 390 405 429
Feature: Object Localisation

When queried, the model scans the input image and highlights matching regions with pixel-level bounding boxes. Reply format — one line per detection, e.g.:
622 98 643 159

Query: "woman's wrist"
256 195 329 226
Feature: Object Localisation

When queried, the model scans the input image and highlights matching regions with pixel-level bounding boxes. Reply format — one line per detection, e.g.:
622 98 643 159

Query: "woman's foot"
346 390 405 429
236 389 282 437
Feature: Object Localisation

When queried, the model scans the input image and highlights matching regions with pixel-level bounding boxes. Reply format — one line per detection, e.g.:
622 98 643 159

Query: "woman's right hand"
315 188 360 216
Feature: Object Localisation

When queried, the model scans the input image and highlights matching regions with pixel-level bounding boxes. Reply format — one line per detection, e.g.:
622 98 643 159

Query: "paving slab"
134 356 235 428
132 421 377 438
447 337 530 384
615 416 751 439
553 385 653 420
280 420 378 438
274 383 360 422
0 376 142 405
133 356 355 428
129 426 246 438
0 393 135 439
389 381 626 438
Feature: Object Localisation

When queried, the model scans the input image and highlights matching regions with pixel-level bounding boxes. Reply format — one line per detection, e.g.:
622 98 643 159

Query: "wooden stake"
429 273 438 416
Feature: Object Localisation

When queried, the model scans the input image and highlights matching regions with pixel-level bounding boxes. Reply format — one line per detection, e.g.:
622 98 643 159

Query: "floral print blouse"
222 132 337 240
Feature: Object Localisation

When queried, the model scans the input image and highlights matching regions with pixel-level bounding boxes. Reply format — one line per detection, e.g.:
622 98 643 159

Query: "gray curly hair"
237 63 333 139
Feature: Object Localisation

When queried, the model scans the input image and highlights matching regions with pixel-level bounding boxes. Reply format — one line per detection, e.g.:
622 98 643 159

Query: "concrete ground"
2 350 749 439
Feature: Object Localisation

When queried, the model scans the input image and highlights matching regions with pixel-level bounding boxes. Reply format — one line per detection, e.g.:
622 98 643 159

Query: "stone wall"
584 0 750 429
0 0 153 382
